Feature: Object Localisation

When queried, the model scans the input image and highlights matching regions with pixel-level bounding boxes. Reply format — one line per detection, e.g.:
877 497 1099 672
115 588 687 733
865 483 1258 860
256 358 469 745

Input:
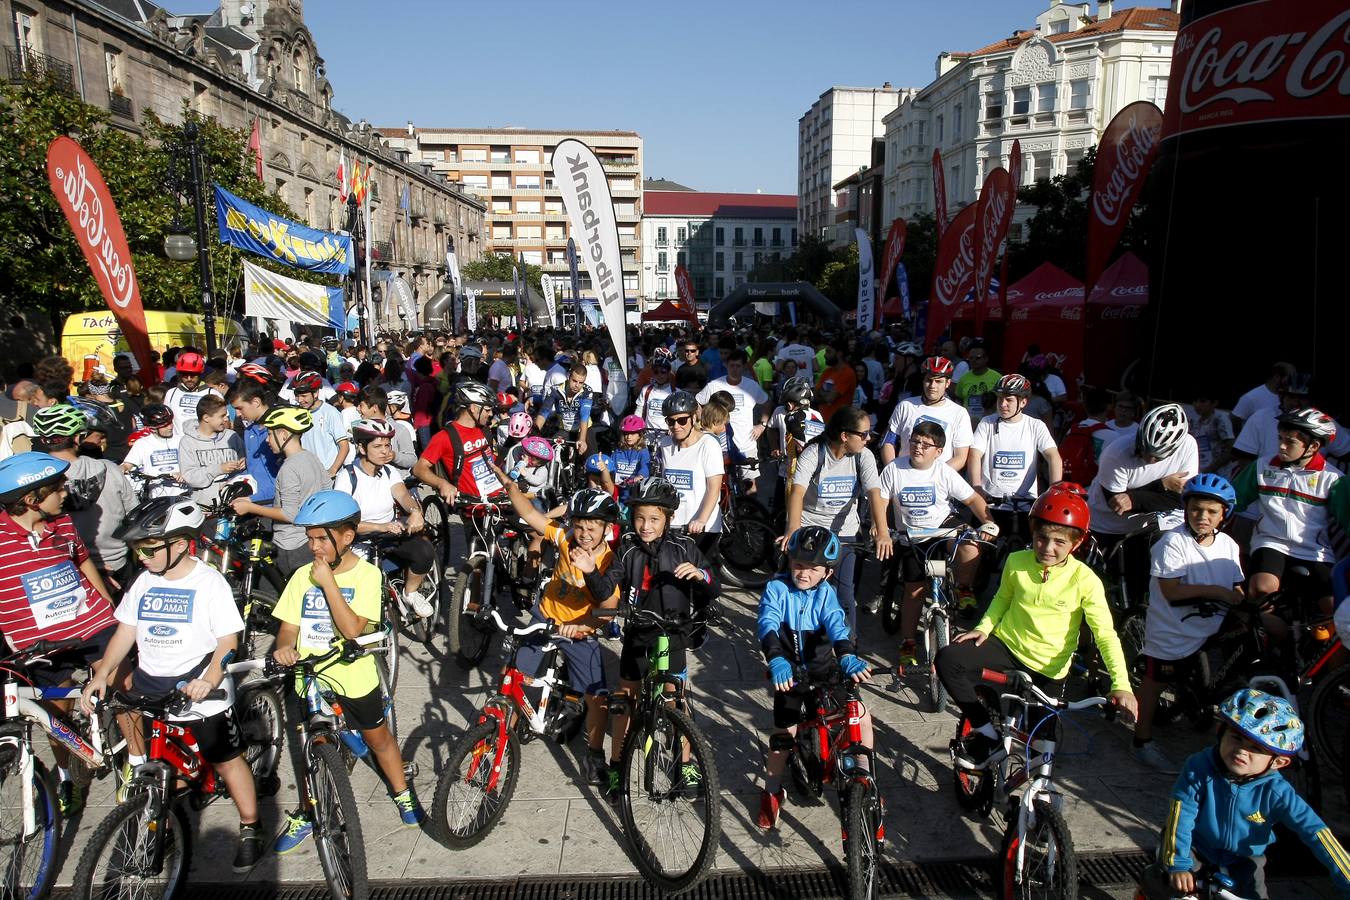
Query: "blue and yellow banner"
215 184 353 276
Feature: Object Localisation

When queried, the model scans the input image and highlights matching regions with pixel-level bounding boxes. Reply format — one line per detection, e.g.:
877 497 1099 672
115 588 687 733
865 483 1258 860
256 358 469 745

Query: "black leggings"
382 535 437 576
935 634 1063 738
693 531 721 570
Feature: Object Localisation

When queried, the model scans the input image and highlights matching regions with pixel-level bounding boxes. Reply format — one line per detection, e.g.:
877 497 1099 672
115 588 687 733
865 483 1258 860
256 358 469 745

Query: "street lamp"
164 119 219 356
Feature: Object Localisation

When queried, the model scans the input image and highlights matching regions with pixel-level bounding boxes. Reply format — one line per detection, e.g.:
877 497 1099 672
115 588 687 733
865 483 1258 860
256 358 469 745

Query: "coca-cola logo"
1091 111 1162 228
1100 305 1142 319
1036 288 1084 302
1060 306 1084 321
932 207 978 307
1167 2 1350 137
1111 284 1148 297
1012 308 1030 321
47 138 138 309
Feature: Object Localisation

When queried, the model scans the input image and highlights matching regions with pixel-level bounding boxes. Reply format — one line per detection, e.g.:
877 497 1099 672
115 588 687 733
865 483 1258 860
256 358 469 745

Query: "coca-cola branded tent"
999 263 1086 389
641 299 698 324
1085 252 1148 388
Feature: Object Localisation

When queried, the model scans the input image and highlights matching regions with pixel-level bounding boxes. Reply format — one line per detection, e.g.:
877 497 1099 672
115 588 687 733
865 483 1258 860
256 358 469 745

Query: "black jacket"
583 530 717 642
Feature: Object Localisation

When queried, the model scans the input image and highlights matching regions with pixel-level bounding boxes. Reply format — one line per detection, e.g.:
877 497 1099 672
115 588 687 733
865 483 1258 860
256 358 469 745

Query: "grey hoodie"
178 428 245 505
64 454 136 571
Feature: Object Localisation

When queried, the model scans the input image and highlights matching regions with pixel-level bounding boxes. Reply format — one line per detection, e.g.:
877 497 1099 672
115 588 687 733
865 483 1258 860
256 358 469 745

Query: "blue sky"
175 1 1141 193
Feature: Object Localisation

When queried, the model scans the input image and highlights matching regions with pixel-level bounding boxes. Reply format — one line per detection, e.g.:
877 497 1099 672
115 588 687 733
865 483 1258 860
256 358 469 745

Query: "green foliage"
0 72 313 334
816 241 859 307
461 252 543 295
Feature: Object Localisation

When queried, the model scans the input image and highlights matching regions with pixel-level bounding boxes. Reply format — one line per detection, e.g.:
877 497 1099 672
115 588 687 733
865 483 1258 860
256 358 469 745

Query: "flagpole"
363 164 373 344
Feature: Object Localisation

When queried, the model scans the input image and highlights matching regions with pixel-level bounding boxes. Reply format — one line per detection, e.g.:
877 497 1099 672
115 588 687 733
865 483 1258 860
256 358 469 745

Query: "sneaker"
57 780 86 817
114 761 135 803
678 762 703 799
404 586 434 619
392 789 425 827
605 766 622 805
274 813 313 854
898 640 920 671
233 824 263 872
1133 742 1179 774
756 787 786 829
582 752 608 787
952 732 999 771
956 589 978 617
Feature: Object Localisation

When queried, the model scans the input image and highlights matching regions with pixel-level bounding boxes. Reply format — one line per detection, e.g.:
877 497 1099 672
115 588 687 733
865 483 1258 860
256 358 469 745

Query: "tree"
0 70 311 335
460 252 543 295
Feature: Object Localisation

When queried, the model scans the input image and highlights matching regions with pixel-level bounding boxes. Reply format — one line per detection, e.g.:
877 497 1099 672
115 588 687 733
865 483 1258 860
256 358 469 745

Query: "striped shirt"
0 512 117 651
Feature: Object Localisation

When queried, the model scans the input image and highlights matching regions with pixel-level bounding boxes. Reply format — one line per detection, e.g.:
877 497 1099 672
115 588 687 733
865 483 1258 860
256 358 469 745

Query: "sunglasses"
683 348 700 354
668 416 692 427
135 543 171 558
843 429 871 440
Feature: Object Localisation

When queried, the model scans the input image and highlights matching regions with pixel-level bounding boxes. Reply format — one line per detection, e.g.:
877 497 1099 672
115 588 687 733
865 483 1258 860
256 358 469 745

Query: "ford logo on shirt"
899 486 936 507
148 625 178 637
312 622 334 635
50 596 80 611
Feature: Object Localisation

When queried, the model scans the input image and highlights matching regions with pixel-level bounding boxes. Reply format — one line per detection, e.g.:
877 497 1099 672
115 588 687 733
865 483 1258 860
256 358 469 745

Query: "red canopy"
999 263 1087 395
881 295 906 317
1084 252 1148 387
642 300 697 323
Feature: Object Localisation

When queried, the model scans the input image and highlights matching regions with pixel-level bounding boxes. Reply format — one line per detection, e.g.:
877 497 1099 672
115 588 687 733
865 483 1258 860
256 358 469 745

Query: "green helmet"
32 404 89 439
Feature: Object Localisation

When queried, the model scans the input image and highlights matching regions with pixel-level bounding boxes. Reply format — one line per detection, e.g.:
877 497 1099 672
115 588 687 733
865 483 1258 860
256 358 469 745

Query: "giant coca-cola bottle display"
1146 0 1346 403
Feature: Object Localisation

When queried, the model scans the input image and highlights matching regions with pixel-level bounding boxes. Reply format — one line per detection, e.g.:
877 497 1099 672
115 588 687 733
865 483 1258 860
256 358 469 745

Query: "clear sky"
173 0 1146 194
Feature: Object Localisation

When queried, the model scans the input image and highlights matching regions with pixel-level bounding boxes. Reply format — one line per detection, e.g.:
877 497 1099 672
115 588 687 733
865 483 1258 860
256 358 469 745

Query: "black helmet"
113 496 205 542
629 477 680 511
787 526 841 567
568 488 620 523
781 376 814 406
455 380 494 409
662 391 698 420
141 404 174 428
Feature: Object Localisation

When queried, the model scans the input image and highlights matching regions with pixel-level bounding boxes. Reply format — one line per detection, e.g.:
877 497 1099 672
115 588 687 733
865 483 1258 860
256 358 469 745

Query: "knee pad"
769 732 796 752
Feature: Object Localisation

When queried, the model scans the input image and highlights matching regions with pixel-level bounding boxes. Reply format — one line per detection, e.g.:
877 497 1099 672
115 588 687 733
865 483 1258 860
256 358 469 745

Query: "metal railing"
7 46 74 92
109 93 133 118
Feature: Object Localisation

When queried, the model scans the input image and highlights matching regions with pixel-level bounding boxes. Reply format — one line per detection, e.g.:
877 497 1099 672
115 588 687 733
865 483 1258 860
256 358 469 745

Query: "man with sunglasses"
674 341 708 393
635 348 676 439
658 391 725 564
413 380 505 507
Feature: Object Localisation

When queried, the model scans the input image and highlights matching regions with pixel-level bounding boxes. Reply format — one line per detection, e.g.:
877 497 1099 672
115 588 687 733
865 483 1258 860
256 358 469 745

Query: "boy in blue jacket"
1139 688 1350 899
755 525 870 829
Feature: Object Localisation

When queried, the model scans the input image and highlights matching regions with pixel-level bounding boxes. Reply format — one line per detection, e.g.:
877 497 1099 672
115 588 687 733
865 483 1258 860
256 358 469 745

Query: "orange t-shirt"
816 364 857 420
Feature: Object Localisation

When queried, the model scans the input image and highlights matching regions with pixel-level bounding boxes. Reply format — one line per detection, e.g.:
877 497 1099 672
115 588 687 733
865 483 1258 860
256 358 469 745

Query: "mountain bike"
197 481 286 663
613 608 720 893
783 664 896 900
949 668 1111 900
1133 864 1250 900
70 660 283 900
717 458 779 589
428 610 587 848
447 498 533 670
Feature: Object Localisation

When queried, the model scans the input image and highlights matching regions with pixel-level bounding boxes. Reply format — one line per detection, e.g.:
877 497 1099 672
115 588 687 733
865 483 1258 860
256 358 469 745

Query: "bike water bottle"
214 516 234 542
339 729 371 758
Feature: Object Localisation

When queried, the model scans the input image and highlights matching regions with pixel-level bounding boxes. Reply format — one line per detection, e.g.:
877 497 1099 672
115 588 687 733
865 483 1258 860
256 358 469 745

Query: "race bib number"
992 450 1027 486
20 562 86 630
138 587 193 623
665 468 694 492
803 419 825 440
818 476 857 509
471 456 504 495
150 449 178 470
299 586 355 651
615 457 638 480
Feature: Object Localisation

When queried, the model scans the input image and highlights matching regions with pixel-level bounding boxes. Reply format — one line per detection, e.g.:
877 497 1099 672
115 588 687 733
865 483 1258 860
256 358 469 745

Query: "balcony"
654 238 668 248
752 238 765 247
410 207 427 222
109 93 133 119
732 238 747 247
732 262 746 272
370 241 394 263
7 46 74 93
770 239 784 248
433 211 450 225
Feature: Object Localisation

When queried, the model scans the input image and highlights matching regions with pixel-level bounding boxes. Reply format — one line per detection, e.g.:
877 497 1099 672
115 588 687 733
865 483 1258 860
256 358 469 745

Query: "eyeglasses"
135 543 170 559
909 439 939 451
668 416 692 427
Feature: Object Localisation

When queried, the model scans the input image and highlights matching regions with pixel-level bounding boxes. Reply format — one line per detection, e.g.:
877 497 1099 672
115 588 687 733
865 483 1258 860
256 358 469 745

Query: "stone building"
4 0 485 330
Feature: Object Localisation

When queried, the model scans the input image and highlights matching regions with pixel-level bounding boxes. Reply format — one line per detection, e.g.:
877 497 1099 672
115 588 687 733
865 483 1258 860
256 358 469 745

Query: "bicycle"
1083 513 1166 616
197 481 286 662
1133 864 1253 900
362 531 446 650
950 668 1112 900
716 458 779 589
0 639 131 900
782 664 896 900
123 466 191 504
428 609 588 848
612 607 720 893
70 659 284 900
446 497 535 670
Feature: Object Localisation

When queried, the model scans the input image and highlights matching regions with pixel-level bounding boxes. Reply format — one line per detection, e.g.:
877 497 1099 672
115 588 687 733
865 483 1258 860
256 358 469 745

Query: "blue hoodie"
757 576 853 670
1161 746 1350 893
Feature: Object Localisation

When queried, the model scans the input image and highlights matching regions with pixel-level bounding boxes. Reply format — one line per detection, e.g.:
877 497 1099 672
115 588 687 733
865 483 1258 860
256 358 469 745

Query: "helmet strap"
324 526 347 568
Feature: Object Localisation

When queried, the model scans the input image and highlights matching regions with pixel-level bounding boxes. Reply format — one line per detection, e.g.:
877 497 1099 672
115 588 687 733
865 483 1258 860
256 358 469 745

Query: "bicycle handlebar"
0 638 88 669
980 668 1109 712
103 687 228 718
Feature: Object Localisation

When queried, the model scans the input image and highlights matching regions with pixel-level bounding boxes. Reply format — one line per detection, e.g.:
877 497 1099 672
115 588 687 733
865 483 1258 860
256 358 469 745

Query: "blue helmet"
1182 473 1237 519
0 452 70 504
786 526 840 567
585 453 613 474
1218 688 1304 756
293 490 361 527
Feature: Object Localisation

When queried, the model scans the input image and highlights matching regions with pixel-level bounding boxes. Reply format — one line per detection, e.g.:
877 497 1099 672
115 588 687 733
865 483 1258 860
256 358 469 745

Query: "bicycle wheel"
1309 664 1350 777
71 792 191 900
449 560 494 669
420 493 452 566
0 734 59 900
788 728 825 802
998 799 1077 900
376 612 400 700
843 778 883 900
309 741 369 900
238 684 284 797
618 704 721 893
429 721 520 848
926 610 950 714
719 516 778 589
376 653 398 747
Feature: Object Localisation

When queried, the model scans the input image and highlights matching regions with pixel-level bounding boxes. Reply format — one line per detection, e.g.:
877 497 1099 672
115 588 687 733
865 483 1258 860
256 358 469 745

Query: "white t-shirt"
116 560 243 719
878 457 974 538
543 363 569 397
523 362 547 403
1233 384 1280 423
775 343 816 380
123 434 182 496
884 397 974 465
584 364 604 393
1233 405 1280 464
636 380 674 432
698 376 767 459
1043 373 1067 400
1144 526 1244 659
336 461 398 526
163 385 214 437
972 414 1057 499
658 433 725 532
339 405 361 466
1105 420 1139 448
487 359 514 393
1087 432 1199 535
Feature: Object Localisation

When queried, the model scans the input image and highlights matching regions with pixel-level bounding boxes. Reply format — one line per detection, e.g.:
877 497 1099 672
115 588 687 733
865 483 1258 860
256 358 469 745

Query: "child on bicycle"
81 496 262 871
755 526 871 828
1137 688 1350 899
1133 474 1245 774
613 415 653 503
270 491 424 852
120 403 182 497
936 483 1138 769
577 477 718 803
495 465 623 788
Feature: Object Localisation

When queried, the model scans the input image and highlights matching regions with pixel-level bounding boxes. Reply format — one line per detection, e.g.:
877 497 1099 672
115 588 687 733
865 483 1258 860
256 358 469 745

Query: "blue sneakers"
274 813 313 854
393 789 424 827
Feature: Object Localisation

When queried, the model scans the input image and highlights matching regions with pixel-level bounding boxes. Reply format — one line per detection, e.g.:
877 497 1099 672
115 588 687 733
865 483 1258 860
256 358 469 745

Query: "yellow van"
61 311 248 375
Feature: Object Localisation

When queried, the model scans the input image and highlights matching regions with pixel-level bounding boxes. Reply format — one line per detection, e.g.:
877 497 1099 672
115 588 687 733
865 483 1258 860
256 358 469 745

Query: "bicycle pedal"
885 676 902 693
403 762 420 780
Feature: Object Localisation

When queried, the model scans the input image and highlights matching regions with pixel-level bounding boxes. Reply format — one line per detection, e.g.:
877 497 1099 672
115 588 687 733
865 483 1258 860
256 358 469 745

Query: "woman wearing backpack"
781 406 892 635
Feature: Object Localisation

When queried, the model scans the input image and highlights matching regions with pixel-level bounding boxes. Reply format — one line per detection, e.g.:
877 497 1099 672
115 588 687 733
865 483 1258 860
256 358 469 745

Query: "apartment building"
376 126 643 297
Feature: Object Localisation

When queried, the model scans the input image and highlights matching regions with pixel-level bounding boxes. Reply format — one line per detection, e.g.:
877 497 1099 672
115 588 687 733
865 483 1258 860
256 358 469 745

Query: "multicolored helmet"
995 373 1032 398
630 477 680 511
585 453 613 474
922 356 954 378
568 488 620 523
291 371 324 394
141 404 174 428
1278 407 1336 444
520 435 553 463
1138 403 1189 460
787 526 840 567
350 418 396 444
32 404 89 438
1218 688 1304 756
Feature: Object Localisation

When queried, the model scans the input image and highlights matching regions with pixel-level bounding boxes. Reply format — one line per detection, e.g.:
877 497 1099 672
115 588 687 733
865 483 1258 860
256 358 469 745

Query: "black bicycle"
197 481 286 663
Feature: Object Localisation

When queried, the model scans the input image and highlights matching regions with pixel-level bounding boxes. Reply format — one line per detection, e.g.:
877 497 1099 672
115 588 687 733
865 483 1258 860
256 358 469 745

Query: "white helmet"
385 390 409 411
1138 403 1189 460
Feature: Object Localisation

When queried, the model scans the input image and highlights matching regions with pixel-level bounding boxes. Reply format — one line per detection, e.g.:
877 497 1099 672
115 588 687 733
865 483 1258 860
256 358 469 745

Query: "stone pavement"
44 579 1347 897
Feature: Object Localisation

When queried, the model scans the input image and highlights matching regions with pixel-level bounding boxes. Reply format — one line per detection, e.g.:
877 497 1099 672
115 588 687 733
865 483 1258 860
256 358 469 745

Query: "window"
715 277 724 297
516 175 540 189
303 188 314 226
462 174 488 189
733 251 744 271
1065 148 1087 174
516 200 541 214
953 103 963 138
1070 79 1090 110
13 8 37 60
610 177 635 191
492 224 512 239
1037 83 1057 112
936 115 945 143
733 227 744 246
614 201 636 216
513 148 540 164
657 251 668 271
517 225 542 240
772 227 782 246
753 227 764 246
292 50 306 92
624 275 639 293
522 250 543 265
1012 87 1031 115
657 276 668 297
676 226 686 244
462 148 487 163
917 121 926 146
548 250 566 264
618 225 636 240
491 175 510 190
490 147 510 163
985 92 1003 119
791 228 798 245
546 224 565 240
1033 154 1053 183
1049 17 1069 34
1147 76 1168 109
715 251 724 270
545 201 563 215
656 226 668 245
104 48 122 95
950 165 960 193
491 200 511 213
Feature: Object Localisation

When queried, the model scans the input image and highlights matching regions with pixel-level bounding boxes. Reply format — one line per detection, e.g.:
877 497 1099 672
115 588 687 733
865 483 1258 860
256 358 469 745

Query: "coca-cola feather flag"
932 149 948 238
877 218 907 308
973 167 1015 335
1085 101 1163 297
927 203 978 340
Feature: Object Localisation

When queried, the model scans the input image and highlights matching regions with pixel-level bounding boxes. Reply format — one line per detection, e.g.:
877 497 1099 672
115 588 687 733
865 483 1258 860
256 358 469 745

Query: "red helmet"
496 391 515 410
922 356 954 378
238 362 279 387
334 381 359 398
1030 484 1091 534
175 351 205 375
292 371 324 394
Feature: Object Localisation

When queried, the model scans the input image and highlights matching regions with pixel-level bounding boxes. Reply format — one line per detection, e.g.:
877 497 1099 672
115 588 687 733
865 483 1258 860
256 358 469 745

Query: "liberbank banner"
215 185 354 276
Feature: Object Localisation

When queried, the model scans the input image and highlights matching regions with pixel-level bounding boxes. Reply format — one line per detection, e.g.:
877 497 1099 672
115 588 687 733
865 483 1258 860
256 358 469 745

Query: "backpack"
436 424 468 486
0 401 32 460
64 460 109 513
1060 420 1110 485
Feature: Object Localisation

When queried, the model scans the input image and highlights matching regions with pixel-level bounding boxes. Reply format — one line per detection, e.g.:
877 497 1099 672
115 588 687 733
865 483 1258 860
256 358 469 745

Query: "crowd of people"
0 320 1348 897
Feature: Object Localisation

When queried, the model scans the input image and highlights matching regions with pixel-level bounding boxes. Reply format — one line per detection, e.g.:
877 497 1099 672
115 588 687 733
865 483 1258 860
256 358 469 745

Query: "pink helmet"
520 435 554 462
509 411 532 438
620 414 646 434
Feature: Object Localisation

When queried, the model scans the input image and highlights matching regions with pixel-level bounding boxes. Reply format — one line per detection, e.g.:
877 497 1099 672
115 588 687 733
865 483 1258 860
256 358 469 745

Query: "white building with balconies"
882 0 1178 241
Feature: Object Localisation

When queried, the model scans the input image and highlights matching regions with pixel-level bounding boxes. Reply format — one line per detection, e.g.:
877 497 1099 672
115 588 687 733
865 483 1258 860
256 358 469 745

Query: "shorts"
275 545 314 581
1250 548 1333 596
771 673 834 730
332 687 387 732
895 536 945 585
619 633 687 684
515 615 608 696
132 666 245 764
30 624 118 689
382 535 436 576
1139 650 1206 685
